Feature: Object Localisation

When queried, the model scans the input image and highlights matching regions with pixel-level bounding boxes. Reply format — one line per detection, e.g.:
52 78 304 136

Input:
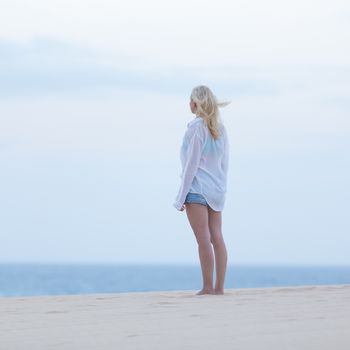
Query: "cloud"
0 37 280 97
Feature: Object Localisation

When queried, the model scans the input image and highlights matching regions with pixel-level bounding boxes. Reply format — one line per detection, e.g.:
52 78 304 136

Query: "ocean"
1 263 349 297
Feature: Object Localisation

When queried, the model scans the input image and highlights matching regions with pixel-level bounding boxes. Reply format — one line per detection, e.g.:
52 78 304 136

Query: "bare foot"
214 289 224 295
196 289 215 295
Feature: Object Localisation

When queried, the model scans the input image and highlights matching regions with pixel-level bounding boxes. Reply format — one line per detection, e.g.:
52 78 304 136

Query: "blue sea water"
0 263 349 297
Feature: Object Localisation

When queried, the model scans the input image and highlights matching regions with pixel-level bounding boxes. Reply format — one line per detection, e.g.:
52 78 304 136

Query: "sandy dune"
1 284 349 349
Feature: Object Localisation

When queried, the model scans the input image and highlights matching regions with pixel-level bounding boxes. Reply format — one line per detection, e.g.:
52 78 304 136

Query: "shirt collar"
187 116 203 127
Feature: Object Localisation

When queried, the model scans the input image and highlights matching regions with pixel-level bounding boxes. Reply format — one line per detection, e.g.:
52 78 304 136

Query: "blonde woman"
173 85 230 295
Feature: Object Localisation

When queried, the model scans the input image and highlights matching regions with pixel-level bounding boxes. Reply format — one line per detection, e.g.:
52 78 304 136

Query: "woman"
173 85 230 295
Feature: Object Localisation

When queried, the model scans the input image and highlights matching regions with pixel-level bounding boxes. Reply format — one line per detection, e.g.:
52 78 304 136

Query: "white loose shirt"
173 115 229 211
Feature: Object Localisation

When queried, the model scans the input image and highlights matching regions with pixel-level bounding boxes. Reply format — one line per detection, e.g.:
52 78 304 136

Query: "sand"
0 284 349 350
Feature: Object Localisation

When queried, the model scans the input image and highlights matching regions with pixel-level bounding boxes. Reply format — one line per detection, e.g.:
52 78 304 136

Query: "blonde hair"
190 85 230 140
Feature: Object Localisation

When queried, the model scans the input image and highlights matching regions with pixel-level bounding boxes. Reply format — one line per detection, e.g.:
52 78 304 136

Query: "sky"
0 0 349 265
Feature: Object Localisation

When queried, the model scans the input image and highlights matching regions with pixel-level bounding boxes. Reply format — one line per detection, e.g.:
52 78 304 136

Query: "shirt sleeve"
173 128 204 210
221 127 229 176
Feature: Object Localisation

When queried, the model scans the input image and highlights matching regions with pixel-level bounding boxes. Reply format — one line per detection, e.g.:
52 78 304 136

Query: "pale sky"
0 0 349 265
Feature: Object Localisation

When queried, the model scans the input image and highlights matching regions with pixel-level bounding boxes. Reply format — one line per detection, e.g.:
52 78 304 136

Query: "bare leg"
208 206 227 294
185 203 215 295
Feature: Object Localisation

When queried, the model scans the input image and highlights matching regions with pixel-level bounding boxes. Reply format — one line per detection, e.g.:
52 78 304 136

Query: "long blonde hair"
190 85 230 140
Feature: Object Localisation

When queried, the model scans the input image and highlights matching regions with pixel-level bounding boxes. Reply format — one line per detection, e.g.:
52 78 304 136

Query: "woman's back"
175 116 229 212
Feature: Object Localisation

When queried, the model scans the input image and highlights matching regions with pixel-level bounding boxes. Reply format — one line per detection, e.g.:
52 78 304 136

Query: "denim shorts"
184 192 209 206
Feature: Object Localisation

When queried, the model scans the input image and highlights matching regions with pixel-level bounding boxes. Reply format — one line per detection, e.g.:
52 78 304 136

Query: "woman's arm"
173 128 204 210
221 126 229 176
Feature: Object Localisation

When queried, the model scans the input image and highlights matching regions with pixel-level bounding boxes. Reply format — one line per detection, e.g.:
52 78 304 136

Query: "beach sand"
1 284 349 349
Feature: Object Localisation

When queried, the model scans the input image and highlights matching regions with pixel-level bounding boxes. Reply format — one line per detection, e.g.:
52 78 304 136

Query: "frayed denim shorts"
184 192 209 206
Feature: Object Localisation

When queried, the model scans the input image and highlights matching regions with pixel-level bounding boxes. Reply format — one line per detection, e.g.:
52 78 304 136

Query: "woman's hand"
180 204 186 211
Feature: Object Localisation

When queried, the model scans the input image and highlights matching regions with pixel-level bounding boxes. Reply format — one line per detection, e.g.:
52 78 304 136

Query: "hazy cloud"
0 37 282 97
